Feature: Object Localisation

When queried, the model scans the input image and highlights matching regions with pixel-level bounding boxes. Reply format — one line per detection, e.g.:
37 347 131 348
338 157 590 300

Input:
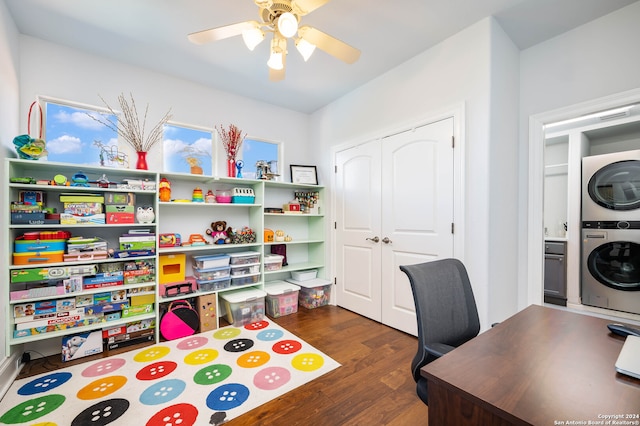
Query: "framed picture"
290 165 318 185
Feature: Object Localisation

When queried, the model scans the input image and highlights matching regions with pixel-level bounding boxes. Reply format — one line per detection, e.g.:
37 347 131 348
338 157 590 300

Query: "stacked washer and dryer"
582 149 640 315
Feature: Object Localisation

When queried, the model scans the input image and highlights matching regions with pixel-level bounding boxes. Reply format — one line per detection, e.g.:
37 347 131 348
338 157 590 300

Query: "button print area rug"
0 320 340 425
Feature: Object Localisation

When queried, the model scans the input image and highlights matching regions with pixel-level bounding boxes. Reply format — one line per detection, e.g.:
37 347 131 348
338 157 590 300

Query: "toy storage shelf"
157 172 266 332
3 159 328 354
262 182 326 284
4 158 158 353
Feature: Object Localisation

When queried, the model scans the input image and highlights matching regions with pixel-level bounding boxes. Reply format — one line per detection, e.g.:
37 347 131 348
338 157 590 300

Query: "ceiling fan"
188 0 361 81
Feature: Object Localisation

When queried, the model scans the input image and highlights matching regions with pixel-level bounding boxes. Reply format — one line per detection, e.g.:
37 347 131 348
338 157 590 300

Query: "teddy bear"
206 221 232 244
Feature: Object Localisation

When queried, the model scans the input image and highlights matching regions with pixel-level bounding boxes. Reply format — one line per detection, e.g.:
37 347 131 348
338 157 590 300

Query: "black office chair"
400 258 480 404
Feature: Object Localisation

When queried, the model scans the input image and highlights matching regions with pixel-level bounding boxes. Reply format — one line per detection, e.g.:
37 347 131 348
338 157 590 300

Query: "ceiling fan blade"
269 52 286 82
293 0 330 15
188 21 255 45
298 26 360 64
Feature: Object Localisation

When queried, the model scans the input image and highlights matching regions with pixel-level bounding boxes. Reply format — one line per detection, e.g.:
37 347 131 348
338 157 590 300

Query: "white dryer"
582 149 640 222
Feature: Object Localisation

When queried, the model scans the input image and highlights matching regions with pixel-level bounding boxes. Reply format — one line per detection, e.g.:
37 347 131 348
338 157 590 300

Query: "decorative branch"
216 124 246 160
88 93 172 152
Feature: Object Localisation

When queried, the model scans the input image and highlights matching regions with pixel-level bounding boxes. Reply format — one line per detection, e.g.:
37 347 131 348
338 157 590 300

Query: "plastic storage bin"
231 272 260 286
291 269 318 281
231 187 255 204
264 254 284 271
265 281 300 318
228 251 261 265
197 277 231 292
220 288 266 326
193 254 230 269
193 266 230 281
287 278 331 309
230 263 260 276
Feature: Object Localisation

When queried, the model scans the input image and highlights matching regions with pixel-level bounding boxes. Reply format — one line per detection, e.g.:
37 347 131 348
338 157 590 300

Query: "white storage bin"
265 281 300 318
264 254 284 271
230 263 261 276
291 269 317 281
287 278 331 309
228 251 261 265
231 272 261 286
192 254 230 269
193 266 230 281
220 288 266 326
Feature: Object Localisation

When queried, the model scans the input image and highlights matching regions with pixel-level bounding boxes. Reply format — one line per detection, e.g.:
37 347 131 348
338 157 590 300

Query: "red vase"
136 151 148 170
227 159 236 177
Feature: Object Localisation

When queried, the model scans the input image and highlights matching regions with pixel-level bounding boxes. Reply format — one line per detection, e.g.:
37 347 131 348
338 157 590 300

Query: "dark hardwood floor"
16 305 427 425
229 306 428 425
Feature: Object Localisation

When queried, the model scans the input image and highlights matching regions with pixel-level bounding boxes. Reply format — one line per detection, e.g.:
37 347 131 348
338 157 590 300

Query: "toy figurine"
71 172 90 187
206 221 232 244
136 206 155 224
159 177 171 202
192 187 204 203
205 190 216 203
236 160 244 178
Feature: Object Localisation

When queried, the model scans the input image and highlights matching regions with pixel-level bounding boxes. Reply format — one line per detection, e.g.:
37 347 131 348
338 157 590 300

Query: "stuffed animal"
206 221 232 244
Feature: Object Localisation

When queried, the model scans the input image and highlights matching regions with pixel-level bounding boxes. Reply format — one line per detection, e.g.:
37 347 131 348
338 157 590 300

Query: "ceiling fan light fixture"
241 24 265 51
277 12 298 38
267 36 284 70
295 38 316 61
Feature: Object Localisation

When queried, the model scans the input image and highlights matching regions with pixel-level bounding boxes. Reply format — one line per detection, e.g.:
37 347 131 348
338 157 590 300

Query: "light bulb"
267 50 283 70
242 25 264 51
295 38 316 61
277 12 298 38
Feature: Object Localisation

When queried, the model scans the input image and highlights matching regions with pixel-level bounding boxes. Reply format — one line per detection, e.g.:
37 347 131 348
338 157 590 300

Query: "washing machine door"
586 240 640 291
587 159 640 211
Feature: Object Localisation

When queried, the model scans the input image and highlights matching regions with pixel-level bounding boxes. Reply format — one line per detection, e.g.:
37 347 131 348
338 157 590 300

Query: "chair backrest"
400 258 480 349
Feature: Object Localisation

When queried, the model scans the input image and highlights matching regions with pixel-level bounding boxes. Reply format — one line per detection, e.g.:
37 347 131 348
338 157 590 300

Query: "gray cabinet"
544 241 566 306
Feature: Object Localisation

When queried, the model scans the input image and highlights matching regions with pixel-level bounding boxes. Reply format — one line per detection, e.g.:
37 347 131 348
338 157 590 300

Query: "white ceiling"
5 0 639 113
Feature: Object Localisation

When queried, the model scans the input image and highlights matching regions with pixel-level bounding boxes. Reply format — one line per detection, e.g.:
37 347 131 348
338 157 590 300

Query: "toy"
206 221 232 244
64 335 86 358
53 174 68 186
192 187 204 202
71 172 90 187
159 233 181 247
159 177 171 202
136 206 155 224
236 160 244 178
205 190 216 203
186 234 208 246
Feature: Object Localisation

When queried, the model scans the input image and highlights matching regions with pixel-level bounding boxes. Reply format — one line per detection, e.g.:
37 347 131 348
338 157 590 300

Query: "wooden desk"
422 305 640 425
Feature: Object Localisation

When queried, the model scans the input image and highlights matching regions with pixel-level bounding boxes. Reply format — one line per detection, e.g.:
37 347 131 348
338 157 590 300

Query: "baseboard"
0 352 22 400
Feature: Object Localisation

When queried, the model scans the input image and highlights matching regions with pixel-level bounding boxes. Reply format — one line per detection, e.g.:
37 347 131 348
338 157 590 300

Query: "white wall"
0 0 21 395
311 17 521 328
16 36 312 178
518 2 640 308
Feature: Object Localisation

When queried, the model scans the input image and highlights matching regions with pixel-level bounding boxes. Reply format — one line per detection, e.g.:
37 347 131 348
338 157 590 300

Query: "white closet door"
380 118 455 335
334 117 455 335
334 142 383 321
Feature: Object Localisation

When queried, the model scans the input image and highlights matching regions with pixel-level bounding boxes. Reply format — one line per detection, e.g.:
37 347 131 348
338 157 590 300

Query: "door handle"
382 237 392 244
366 236 380 243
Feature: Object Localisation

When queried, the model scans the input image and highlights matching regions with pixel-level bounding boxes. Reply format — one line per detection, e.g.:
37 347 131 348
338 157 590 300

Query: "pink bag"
160 300 199 340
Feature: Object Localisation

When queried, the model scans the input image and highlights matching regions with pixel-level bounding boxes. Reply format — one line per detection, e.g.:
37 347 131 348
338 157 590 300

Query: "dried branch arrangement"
216 124 246 160
90 93 172 152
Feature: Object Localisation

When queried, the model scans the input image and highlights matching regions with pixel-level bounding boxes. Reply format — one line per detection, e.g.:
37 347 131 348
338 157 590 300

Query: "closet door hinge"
451 223 455 234
451 136 455 148
335 165 338 173
334 277 337 285
334 222 337 229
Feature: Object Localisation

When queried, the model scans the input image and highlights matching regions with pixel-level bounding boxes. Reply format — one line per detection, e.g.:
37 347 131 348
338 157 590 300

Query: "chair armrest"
425 343 456 358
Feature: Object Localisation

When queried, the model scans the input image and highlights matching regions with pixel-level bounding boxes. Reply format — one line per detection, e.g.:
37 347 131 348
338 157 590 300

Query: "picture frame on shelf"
290 165 318 185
